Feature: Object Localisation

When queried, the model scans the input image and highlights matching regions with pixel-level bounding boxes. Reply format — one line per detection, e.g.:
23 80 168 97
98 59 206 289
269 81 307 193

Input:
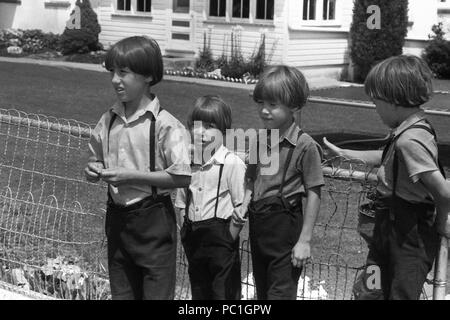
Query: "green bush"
350 0 408 82
423 23 450 79
60 0 102 55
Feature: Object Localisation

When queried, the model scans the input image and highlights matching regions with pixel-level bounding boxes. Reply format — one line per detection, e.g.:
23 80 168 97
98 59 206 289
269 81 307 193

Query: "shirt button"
195 208 199 212
198 187 202 192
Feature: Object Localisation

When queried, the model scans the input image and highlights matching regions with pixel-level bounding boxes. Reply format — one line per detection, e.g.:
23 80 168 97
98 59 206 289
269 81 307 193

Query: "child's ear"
145 75 153 83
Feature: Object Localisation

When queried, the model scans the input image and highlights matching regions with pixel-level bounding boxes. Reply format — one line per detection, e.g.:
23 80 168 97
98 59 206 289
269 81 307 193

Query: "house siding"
0 0 76 34
97 0 169 49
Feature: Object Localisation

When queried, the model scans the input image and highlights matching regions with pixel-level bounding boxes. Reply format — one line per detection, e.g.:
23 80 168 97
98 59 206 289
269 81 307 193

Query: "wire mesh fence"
0 108 443 300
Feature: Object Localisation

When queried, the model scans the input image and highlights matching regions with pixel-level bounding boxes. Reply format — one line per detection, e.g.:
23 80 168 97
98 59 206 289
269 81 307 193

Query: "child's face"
373 98 398 128
191 121 223 149
255 100 295 130
110 67 151 105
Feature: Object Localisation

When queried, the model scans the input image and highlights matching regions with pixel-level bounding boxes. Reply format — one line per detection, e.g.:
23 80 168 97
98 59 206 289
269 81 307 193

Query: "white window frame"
114 0 152 16
208 0 227 17
300 0 340 26
206 0 274 25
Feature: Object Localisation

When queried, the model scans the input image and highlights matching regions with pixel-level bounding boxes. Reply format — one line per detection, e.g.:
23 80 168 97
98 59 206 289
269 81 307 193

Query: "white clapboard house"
1 0 450 78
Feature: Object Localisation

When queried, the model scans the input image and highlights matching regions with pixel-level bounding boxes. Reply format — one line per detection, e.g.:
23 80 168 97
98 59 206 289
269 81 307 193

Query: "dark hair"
104 36 163 86
253 65 310 110
365 55 433 108
187 95 232 134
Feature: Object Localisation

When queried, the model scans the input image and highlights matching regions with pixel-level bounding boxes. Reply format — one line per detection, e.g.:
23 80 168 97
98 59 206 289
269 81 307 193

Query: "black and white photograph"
0 0 449 309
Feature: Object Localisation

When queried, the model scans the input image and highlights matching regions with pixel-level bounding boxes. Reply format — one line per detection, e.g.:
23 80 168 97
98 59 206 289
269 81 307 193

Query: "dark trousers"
105 194 177 300
354 196 439 300
181 217 241 300
248 196 303 300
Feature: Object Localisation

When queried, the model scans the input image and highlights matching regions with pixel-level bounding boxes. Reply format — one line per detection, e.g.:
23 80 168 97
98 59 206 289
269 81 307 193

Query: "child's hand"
99 167 134 186
322 137 343 158
229 205 247 241
291 240 312 268
84 161 104 183
232 205 248 225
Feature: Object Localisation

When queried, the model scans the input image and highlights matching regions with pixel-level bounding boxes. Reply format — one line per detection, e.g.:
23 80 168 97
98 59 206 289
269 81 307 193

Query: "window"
173 0 189 13
303 0 316 20
116 0 152 13
137 0 151 12
232 0 250 18
322 0 335 20
256 0 274 20
117 0 131 11
209 0 226 17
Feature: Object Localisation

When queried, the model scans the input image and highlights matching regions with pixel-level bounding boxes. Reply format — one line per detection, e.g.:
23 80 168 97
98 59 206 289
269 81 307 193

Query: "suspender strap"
106 108 163 199
184 162 225 221
107 112 117 155
391 121 445 199
149 113 157 198
185 187 192 218
278 129 304 195
214 164 224 218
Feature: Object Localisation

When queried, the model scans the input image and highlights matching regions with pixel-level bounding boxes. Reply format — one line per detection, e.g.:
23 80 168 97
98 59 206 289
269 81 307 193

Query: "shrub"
0 29 61 54
350 0 408 82
423 23 450 79
221 27 251 78
60 0 103 55
195 31 215 73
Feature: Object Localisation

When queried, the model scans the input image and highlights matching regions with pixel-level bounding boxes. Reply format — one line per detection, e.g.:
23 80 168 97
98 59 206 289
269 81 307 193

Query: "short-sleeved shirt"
247 121 325 202
88 95 191 206
377 111 439 204
175 145 246 221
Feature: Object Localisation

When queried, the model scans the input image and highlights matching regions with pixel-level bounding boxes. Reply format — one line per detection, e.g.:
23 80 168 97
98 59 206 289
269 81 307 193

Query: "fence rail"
0 108 445 300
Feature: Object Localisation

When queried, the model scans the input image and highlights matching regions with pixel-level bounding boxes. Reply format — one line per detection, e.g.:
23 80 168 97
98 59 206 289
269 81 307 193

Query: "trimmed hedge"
350 0 408 82
60 0 102 55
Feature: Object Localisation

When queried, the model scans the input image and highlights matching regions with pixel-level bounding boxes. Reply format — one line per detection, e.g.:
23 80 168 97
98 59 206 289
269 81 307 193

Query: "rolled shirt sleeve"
160 122 192 177
226 153 247 207
175 187 187 209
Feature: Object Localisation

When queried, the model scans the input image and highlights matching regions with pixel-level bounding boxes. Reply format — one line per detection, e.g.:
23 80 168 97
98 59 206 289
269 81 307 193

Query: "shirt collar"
203 145 229 167
111 94 160 123
392 110 426 137
280 121 302 147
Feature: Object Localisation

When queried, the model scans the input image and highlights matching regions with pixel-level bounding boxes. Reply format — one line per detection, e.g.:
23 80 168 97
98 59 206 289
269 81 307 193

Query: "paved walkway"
0 56 358 91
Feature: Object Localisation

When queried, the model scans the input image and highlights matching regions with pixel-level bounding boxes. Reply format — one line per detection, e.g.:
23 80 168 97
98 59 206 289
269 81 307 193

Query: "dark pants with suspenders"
106 194 177 300
354 121 443 300
180 164 242 300
248 133 304 300
105 110 178 300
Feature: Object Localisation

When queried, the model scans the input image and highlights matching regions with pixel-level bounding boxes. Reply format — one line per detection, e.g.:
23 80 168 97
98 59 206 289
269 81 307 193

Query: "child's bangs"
253 77 289 106
104 42 152 76
189 107 223 129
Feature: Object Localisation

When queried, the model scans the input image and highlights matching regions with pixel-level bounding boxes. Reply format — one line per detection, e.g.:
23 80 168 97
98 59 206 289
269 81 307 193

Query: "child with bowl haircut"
85 36 191 300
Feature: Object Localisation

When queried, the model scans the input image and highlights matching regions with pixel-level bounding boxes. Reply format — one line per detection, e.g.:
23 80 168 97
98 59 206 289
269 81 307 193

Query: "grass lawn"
0 61 449 299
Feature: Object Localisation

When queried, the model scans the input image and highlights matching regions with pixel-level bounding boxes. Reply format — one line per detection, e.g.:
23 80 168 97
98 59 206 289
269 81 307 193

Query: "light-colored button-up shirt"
247 121 325 202
88 95 191 206
377 111 439 203
175 145 246 221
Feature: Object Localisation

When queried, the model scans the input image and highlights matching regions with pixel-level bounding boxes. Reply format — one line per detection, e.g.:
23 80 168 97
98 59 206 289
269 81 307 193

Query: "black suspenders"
185 163 224 221
106 108 162 198
385 120 446 200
